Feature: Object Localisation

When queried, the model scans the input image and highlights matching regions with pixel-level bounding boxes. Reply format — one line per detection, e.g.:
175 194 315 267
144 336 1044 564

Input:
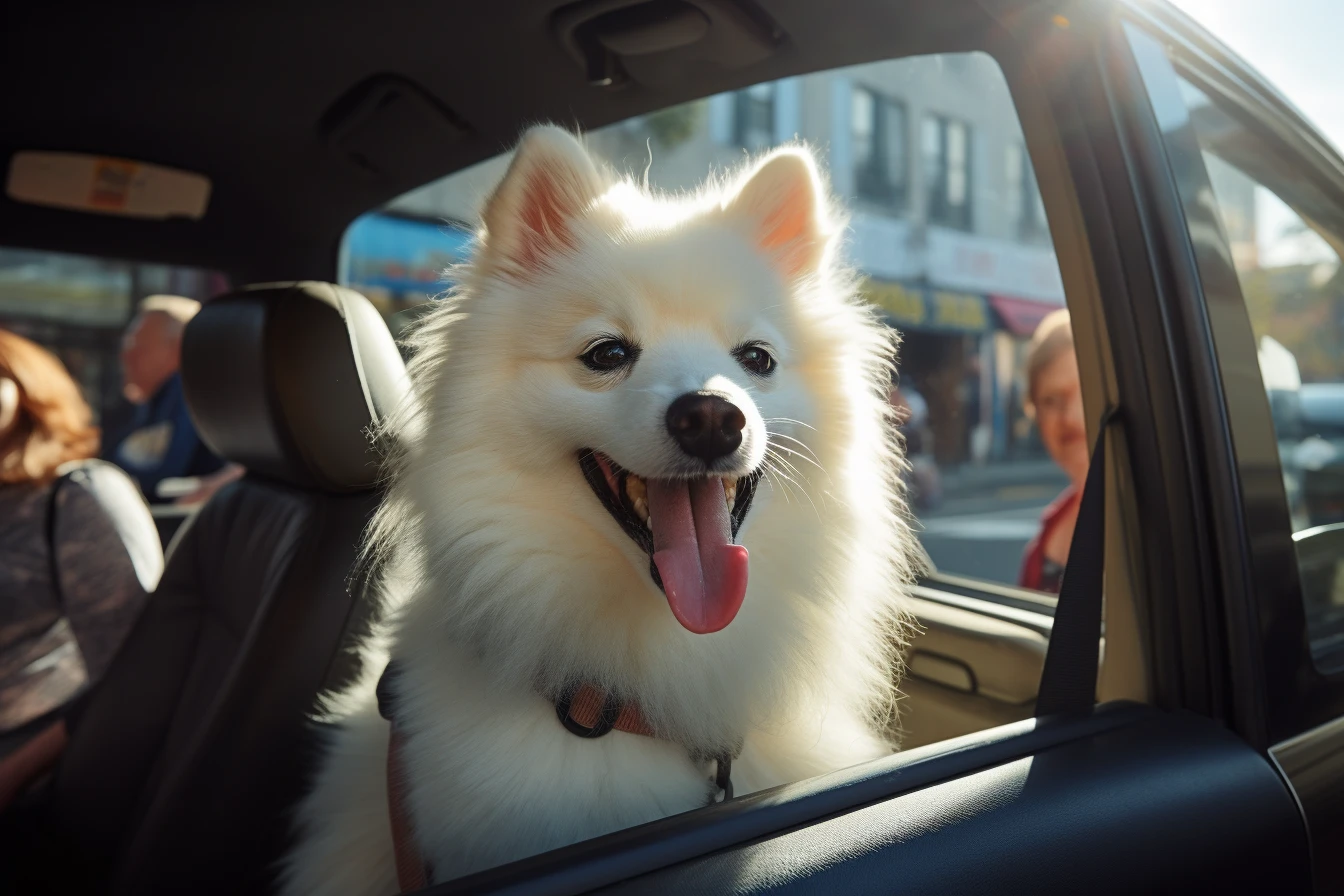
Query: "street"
913 468 1065 586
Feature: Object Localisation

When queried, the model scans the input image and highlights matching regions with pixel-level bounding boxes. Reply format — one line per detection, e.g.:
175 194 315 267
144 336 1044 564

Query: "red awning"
989 294 1062 337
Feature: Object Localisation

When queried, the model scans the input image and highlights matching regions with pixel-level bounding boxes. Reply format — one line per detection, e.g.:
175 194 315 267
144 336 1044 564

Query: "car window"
341 51 1068 598
1171 76 1344 668
0 247 225 431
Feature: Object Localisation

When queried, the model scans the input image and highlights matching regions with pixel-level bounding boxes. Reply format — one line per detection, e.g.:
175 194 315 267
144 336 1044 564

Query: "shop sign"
926 226 1064 303
861 279 990 333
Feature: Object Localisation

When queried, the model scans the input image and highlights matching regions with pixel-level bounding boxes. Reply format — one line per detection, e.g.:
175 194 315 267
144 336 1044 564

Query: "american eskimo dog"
280 125 915 895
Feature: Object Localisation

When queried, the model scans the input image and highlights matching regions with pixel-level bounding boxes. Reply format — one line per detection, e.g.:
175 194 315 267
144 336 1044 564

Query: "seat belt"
1035 407 1119 717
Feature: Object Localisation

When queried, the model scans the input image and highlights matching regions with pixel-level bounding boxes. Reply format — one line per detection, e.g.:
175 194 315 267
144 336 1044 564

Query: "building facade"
344 50 1259 468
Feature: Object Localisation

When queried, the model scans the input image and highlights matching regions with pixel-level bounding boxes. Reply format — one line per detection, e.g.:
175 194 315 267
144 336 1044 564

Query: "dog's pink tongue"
647 478 749 634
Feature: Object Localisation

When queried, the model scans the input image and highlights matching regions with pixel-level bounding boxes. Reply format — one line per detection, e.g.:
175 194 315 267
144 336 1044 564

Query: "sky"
1166 0 1344 153
1166 0 1343 267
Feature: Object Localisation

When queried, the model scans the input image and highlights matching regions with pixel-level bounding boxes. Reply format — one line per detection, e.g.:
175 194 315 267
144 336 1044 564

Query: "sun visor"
6 151 211 220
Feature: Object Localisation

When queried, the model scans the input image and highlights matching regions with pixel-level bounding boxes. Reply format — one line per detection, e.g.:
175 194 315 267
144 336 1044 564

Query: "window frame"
336 27 1161 722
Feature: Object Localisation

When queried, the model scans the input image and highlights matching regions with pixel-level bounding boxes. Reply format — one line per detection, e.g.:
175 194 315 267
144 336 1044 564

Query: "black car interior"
0 0 1328 893
3 283 407 895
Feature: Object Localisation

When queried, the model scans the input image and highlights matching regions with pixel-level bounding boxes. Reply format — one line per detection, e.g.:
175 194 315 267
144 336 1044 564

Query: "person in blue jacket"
103 295 240 505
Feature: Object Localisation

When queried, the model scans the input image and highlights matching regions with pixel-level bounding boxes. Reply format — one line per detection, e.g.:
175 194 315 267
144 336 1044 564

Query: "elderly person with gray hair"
103 295 240 505
1017 308 1088 593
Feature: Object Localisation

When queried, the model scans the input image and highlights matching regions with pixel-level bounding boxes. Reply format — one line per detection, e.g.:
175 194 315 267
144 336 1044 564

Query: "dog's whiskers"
759 452 795 505
764 446 808 485
762 448 822 521
764 456 819 518
766 430 821 455
763 416 818 433
766 463 816 519
765 435 825 473
764 432 832 497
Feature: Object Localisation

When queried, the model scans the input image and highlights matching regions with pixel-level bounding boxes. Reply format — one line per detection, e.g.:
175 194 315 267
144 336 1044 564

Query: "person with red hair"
0 329 160 785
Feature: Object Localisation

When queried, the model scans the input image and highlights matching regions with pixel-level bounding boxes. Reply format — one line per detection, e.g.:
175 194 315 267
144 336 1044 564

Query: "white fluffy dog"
280 125 915 895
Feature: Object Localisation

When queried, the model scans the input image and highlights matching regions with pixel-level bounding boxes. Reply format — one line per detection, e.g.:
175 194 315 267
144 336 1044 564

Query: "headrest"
182 281 410 492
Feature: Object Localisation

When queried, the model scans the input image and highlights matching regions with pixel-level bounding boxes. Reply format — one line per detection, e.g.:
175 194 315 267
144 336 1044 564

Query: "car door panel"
430 706 1308 895
900 592 1047 748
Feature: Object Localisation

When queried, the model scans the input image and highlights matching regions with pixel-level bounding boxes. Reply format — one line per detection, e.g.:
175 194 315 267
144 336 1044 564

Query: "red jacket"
1018 485 1078 594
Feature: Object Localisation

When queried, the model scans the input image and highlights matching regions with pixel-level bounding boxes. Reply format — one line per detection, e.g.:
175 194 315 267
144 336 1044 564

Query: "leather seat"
4 282 409 895
62 459 165 596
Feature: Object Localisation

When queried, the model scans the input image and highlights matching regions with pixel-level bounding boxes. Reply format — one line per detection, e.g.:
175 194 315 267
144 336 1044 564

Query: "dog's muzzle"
578 450 762 634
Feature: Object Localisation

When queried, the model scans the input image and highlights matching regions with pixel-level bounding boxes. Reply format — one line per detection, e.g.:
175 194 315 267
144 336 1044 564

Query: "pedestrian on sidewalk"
1017 309 1087 593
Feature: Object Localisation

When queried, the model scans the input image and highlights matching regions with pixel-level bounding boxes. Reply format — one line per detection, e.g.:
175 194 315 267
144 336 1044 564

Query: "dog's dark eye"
582 339 635 372
734 344 776 377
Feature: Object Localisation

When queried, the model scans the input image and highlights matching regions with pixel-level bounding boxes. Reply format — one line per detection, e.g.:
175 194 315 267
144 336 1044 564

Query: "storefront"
988 293 1062 460
909 228 1066 467
862 277 1063 466
862 279 992 466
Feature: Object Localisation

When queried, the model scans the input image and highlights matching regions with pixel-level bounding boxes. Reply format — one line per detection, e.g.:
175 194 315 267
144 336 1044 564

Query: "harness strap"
556 682 656 738
377 664 431 892
385 728 428 892
556 681 738 801
376 663 738 893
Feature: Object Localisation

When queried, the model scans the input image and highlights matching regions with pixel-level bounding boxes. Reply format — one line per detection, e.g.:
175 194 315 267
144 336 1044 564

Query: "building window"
733 83 776 150
1005 143 1047 239
851 87 908 209
923 114 972 230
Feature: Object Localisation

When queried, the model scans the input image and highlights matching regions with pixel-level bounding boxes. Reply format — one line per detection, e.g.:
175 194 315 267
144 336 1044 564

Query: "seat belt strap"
1035 407 1119 717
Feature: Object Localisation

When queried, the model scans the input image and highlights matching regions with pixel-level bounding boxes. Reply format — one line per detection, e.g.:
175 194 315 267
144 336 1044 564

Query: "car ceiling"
0 0 1031 283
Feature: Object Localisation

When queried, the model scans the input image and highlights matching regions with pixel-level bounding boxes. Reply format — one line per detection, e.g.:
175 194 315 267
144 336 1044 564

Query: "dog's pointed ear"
482 126 605 273
723 147 833 279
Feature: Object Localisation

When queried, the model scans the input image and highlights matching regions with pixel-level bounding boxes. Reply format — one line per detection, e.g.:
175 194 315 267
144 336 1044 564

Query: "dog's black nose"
666 392 746 462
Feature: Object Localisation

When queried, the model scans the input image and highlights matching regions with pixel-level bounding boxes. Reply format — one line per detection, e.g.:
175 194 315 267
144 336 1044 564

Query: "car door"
402 2 1316 892
1121 5 1344 889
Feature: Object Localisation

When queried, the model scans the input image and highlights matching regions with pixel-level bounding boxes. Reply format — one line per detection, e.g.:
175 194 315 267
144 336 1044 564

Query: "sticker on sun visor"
89 158 138 211
6 151 211 220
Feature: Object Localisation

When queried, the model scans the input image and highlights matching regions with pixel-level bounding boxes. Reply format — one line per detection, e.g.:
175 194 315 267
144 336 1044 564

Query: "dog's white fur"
280 125 916 895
